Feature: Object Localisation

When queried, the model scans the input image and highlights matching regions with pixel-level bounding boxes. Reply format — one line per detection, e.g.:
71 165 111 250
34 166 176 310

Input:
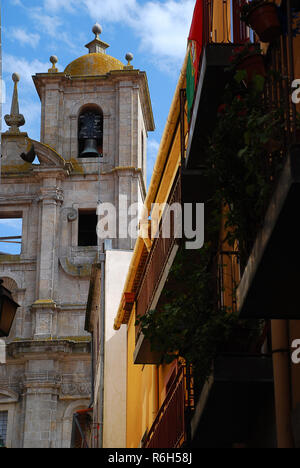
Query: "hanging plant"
206 69 285 263
241 1 282 43
229 42 266 84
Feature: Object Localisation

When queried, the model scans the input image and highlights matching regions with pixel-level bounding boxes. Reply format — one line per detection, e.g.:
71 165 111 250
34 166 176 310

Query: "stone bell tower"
0 25 154 448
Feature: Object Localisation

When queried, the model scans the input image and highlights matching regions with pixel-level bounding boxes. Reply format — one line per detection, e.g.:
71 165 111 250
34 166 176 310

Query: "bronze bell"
80 138 100 158
20 144 36 163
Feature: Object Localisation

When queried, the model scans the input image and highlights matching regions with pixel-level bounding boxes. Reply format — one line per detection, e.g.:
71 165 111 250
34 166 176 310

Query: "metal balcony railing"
264 5 298 147
143 366 194 448
218 251 240 314
135 171 182 342
203 0 248 45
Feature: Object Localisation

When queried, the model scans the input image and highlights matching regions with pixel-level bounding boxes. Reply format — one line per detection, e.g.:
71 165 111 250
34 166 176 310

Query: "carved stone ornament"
4 73 25 134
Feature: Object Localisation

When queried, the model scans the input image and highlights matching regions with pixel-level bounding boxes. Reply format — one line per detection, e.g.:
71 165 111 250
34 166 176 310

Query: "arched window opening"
78 107 103 158
71 408 93 448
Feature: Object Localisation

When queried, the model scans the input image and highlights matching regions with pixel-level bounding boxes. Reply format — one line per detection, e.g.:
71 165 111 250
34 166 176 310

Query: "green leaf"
234 69 247 84
252 74 265 93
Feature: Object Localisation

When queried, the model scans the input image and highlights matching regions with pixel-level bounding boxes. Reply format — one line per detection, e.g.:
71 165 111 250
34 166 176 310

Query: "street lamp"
0 279 19 337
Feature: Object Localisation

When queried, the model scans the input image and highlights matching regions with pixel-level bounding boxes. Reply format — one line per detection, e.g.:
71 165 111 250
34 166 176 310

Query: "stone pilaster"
31 300 57 340
21 372 61 449
36 180 63 302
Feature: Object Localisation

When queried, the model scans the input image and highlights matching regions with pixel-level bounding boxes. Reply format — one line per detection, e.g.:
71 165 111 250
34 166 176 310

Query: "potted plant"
230 42 266 84
241 1 282 42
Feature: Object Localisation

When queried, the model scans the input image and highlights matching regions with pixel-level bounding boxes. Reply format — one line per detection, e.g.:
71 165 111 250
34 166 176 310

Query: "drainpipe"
98 251 106 448
271 320 294 448
89 333 95 448
89 331 94 408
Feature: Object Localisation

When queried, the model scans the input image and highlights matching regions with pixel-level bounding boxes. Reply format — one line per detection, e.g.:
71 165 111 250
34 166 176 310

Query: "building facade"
0 25 154 448
113 0 300 449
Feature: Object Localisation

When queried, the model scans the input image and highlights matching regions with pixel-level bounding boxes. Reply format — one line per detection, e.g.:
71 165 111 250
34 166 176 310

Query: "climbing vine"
137 66 284 387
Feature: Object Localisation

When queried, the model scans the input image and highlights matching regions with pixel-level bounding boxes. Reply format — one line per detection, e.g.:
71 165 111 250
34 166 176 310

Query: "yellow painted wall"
212 0 231 43
126 305 176 448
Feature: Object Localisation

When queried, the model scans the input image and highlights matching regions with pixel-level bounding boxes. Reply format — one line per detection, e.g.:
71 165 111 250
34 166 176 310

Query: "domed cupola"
64 23 124 77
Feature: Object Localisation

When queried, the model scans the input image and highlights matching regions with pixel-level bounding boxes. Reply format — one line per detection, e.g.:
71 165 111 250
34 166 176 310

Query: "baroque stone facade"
0 27 154 448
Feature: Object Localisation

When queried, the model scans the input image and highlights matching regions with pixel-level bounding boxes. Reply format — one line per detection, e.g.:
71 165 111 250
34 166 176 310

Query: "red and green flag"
187 0 203 123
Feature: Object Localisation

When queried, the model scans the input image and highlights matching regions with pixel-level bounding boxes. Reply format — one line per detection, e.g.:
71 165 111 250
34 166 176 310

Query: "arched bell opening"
78 105 103 158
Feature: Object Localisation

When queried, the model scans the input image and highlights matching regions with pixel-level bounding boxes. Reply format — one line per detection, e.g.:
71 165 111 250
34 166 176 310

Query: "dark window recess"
0 411 8 448
78 211 98 247
78 108 103 158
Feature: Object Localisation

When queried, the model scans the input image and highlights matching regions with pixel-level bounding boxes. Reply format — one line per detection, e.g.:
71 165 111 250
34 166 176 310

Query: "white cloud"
28 8 82 52
43 0 77 12
2 55 47 138
32 0 194 67
130 1 194 61
0 219 22 230
82 0 194 65
9 28 40 48
148 138 160 158
147 137 160 184
82 0 137 22
7 1 194 72
3 53 51 83
29 9 64 38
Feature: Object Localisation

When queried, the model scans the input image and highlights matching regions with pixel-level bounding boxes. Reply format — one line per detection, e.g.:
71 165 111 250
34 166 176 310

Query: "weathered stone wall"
0 57 152 447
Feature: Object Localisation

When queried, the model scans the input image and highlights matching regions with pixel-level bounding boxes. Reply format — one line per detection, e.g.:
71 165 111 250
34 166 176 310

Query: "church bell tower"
0 25 154 448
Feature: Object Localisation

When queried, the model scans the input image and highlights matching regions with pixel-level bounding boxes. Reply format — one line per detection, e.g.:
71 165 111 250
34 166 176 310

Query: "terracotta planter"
237 53 266 83
247 2 281 43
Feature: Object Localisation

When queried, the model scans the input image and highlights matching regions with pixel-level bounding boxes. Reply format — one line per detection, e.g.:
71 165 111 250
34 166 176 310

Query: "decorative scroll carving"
60 382 91 397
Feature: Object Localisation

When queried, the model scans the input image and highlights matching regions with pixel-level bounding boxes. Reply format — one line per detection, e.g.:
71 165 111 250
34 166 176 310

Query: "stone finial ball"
50 55 58 65
12 72 20 83
125 53 134 63
92 23 102 36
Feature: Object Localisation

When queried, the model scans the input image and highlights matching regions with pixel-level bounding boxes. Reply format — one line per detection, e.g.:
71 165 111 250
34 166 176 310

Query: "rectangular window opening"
0 213 23 255
0 411 8 448
78 210 98 247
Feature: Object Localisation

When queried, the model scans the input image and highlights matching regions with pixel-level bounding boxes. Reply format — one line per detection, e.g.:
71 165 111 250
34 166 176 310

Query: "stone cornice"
0 194 36 204
31 299 57 310
6 339 91 359
0 256 36 266
37 186 64 204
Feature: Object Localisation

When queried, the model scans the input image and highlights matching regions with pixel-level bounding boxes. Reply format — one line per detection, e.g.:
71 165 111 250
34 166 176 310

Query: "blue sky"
0 0 195 253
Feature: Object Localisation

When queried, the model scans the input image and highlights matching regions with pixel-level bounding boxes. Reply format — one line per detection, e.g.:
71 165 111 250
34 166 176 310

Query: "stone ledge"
6 339 91 358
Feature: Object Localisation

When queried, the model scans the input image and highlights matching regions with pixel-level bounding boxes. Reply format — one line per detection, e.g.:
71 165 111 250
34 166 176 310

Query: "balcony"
189 248 275 447
143 365 193 448
186 0 249 170
238 144 300 318
134 172 182 364
236 3 300 319
191 352 275 447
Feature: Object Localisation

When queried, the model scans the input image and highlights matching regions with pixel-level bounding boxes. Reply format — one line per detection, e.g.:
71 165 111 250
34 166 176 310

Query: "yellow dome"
64 53 124 76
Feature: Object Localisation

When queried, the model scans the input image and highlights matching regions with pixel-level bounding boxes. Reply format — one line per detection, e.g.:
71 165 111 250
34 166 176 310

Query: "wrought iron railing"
135 171 182 342
143 365 194 448
203 0 249 46
218 251 240 314
264 6 298 147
